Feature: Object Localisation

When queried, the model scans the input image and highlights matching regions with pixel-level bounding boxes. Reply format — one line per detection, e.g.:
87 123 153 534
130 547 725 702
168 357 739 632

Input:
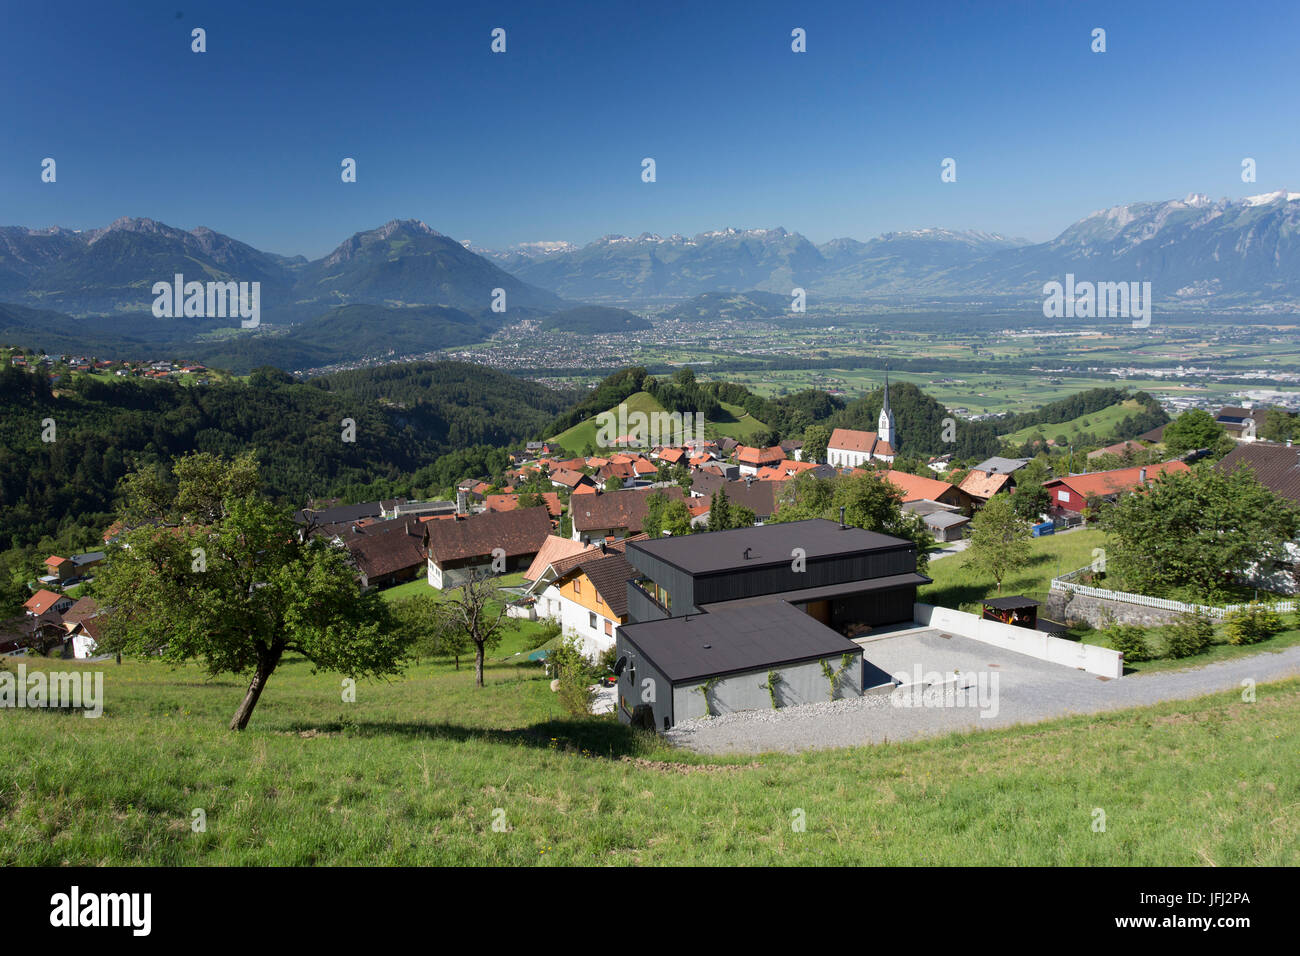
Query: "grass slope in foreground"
1 635 1296 865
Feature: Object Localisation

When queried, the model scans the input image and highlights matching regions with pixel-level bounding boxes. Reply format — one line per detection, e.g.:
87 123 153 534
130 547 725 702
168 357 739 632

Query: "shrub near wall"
1106 624 1152 662
1223 604 1285 646
1162 612 1214 659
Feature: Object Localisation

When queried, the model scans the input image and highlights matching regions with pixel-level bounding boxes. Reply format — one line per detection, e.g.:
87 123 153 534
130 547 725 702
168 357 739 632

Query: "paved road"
927 538 969 562
665 630 1300 755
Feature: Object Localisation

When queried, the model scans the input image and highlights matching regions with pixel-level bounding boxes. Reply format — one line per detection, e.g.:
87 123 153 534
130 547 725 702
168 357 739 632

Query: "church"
825 374 898 468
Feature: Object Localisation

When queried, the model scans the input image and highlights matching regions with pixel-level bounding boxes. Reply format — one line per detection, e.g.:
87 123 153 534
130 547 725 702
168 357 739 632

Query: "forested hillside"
833 381 1003 460
0 361 572 550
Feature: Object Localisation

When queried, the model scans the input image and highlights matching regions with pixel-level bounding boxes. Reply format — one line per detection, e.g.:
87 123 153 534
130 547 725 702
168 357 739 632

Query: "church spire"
878 369 896 448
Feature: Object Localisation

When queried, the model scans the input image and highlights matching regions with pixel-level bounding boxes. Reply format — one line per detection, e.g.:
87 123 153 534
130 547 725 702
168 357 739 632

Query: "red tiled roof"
1044 460 1190 499
736 445 784 466
882 469 958 503
24 589 66 615
549 467 591 489
524 535 594 581
959 470 1013 500
484 492 562 518
828 428 879 454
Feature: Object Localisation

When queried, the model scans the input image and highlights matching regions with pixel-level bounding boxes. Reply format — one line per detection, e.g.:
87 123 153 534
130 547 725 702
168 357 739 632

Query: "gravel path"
664 631 1300 755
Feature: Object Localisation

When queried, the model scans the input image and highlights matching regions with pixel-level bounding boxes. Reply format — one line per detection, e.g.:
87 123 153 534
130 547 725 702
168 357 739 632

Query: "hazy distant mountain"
0 217 299 314
297 219 566 313
480 226 1026 301
488 195 1300 306
0 217 566 318
493 227 825 301
660 290 793 322
814 229 1031 295
937 192 1300 305
0 217 572 372
538 304 650 333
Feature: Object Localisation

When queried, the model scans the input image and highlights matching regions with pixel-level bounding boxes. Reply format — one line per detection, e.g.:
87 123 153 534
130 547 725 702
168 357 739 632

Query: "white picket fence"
1050 567 1296 619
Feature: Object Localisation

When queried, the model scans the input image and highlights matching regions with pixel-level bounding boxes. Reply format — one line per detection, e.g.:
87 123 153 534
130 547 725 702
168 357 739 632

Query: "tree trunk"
474 641 486 687
229 647 282 730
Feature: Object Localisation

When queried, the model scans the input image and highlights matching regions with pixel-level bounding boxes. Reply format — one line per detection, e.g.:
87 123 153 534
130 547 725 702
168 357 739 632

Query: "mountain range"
476 193 1300 306
1 191 1298 373
0 217 565 319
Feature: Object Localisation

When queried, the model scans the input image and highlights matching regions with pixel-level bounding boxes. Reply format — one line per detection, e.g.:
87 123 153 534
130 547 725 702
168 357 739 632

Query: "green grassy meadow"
3 616 1299 865
921 527 1105 612
1000 399 1143 444
547 389 769 452
5 532 1298 866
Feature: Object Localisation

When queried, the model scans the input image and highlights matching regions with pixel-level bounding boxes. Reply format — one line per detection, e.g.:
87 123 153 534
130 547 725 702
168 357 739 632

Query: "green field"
378 572 527 604
3 640 1297 865
921 528 1106 612
1000 399 1144 445
548 390 669 452
548 390 769 451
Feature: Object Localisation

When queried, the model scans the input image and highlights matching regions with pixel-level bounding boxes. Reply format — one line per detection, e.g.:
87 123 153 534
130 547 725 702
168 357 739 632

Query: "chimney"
1139 467 1148 485
839 506 846 530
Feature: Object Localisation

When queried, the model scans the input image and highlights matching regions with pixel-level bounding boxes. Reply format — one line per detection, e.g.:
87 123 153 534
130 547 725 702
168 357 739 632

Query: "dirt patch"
619 756 761 775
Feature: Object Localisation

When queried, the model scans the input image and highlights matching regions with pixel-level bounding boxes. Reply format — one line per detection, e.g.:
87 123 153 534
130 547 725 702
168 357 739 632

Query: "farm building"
424 507 552 589
1042 460 1189 515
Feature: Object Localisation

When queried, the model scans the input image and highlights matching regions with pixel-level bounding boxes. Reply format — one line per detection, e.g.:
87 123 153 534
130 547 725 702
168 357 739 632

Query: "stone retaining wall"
1046 590 1187 629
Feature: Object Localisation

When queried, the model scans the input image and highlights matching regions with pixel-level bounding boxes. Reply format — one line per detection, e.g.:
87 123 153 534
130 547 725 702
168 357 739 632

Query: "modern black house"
615 518 929 728
623 518 929 630
616 602 867 731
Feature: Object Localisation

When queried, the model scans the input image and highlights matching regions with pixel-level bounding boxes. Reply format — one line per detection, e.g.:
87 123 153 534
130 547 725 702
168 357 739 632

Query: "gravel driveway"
664 629 1300 755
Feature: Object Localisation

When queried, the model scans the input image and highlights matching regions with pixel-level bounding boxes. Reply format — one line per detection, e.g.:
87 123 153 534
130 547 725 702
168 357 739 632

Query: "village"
12 378 1297 742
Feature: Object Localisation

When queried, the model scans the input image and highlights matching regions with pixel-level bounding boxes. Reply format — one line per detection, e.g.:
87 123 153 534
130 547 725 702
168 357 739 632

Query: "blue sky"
3 0 1297 258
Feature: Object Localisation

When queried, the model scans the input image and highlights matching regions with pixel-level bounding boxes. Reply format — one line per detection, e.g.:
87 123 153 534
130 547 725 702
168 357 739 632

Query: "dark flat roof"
619 601 862 683
699 571 931 611
627 518 912 576
983 596 1040 610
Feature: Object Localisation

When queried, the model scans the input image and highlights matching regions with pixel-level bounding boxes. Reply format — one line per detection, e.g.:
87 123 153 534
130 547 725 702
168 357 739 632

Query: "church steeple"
878 370 896 448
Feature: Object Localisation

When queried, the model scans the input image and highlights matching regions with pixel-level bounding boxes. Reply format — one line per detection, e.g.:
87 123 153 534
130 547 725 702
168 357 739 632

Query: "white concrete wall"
533 584 563 623
914 603 1124 678
828 447 870 469
554 593 616 660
